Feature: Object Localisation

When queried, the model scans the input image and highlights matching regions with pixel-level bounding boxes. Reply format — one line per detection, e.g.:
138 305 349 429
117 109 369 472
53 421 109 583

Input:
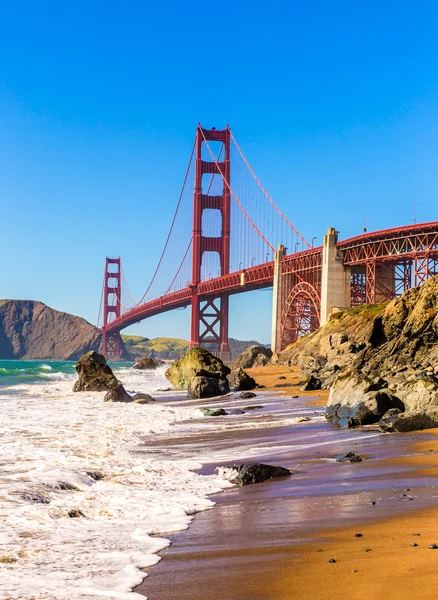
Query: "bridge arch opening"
279 281 320 351
201 173 223 196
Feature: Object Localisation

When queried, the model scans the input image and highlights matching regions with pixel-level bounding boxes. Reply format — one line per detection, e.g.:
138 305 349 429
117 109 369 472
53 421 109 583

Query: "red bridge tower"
102 257 122 361
190 126 231 361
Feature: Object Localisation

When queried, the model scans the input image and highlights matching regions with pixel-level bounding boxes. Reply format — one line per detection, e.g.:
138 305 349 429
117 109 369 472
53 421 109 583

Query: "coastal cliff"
0 299 104 360
279 275 438 373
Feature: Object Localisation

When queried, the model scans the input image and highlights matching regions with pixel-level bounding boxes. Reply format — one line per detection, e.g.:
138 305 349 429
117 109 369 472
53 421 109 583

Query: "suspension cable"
134 138 196 306
200 128 275 252
228 126 311 249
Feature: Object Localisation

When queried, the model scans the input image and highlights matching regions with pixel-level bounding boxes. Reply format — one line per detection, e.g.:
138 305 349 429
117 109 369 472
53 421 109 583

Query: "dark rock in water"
244 405 264 410
274 382 295 388
165 348 230 389
104 382 133 403
157 387 171 392
429 544 438 549
229 409 246 415
133 357 163 370
231 345 273 369
227 368 257 391
73 351 118 392
301 375 322 391
335 452 363 463
277 375 287 380
200 407 228 417
223 463 291 485
86 471 105 481
379 408 438 432
239 391 257 399
328 559 337 563
68 509 86 518
132 392 155 404
21 491 51 504
187 375 229 399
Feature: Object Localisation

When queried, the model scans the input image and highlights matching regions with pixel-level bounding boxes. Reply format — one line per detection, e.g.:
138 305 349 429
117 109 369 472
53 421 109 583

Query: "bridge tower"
190 126 231 361
102 257 122 361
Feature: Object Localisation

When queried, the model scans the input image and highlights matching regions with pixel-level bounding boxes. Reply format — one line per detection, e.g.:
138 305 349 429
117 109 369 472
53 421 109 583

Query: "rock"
239 391 257 399
326 369 404 427
73 351 119 392
103 382 133 403
274 382 295 388
133 357 163 370
187 375 230 399
231 345 273 369
429 544 438 549
221 463 291 485
277 375 287 380
200 408 228 416
132 392 155 404
227 368 257 391
165 348 230 389
68 509 86 518
379 408 438 432
394 377 438 412
229 409 246 415
335 452 363 463
301 375 322 391
244 405 264 410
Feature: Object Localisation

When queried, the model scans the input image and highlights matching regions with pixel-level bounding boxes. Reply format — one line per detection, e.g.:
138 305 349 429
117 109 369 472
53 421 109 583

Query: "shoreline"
135 366 438 599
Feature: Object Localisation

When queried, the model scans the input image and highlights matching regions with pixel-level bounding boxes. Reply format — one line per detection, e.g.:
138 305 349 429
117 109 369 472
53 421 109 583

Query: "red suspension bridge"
99 125 438 361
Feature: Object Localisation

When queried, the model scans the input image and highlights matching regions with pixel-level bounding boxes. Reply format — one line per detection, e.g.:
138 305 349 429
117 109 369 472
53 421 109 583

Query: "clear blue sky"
1 1 437 343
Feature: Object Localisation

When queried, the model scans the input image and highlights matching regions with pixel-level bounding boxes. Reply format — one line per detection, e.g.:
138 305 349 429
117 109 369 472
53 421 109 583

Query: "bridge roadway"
104 221 438 339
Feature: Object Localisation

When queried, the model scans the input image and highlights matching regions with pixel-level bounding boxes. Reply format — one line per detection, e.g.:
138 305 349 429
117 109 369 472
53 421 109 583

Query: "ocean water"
0 360 231 599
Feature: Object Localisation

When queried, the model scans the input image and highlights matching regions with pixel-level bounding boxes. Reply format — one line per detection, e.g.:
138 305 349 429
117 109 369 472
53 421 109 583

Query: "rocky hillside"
0 300 118 360
279 275 438 374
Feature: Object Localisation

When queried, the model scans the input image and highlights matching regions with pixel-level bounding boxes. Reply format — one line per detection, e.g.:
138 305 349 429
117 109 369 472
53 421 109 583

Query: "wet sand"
135 367 438 599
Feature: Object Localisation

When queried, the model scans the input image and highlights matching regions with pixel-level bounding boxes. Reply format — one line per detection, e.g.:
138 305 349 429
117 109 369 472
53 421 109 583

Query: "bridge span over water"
100 126 438 360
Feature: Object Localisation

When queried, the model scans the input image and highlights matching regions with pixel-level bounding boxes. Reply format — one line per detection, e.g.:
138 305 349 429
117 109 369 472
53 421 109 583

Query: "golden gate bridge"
98 125 438 360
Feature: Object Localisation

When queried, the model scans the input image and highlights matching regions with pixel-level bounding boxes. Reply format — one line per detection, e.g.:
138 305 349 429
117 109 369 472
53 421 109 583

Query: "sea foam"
0 366 230 599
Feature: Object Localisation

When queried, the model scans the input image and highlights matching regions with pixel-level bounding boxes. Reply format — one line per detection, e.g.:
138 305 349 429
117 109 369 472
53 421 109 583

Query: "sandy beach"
136 366 438 600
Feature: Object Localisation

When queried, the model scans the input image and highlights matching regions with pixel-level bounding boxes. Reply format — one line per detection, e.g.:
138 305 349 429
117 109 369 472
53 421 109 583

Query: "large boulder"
227 368 257 391
104 383 133 403
165 348 230 389
326 369 404 427
394 375 438 412
231 345 273 370
133 357 163 370
379 408 438 432
73 352 118 392
187 375 230 399
219 463 291 486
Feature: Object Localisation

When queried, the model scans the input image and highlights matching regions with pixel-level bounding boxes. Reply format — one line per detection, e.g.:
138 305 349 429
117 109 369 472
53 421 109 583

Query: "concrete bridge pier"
271 244 286 353
320 227 351 325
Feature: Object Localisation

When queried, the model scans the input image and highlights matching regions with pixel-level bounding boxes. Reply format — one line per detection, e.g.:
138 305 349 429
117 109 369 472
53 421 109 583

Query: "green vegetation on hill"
122 335 189 360
122 335 269 360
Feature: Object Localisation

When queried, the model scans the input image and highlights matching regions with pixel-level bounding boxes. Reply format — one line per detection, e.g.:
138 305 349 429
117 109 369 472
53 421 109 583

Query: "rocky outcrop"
104 383 133 403
379 407 438 432
187 374 230 399
231 345 273 370
278 276 438 431
165 348 231 389
326 369 404 427
73 352 118 392
133 357 163 370
227 368 257 391
280 276 438 377
0 299 130 360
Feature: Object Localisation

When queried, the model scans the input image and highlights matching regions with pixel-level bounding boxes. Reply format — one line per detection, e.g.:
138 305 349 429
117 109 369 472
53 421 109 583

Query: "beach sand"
135 366 438 600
